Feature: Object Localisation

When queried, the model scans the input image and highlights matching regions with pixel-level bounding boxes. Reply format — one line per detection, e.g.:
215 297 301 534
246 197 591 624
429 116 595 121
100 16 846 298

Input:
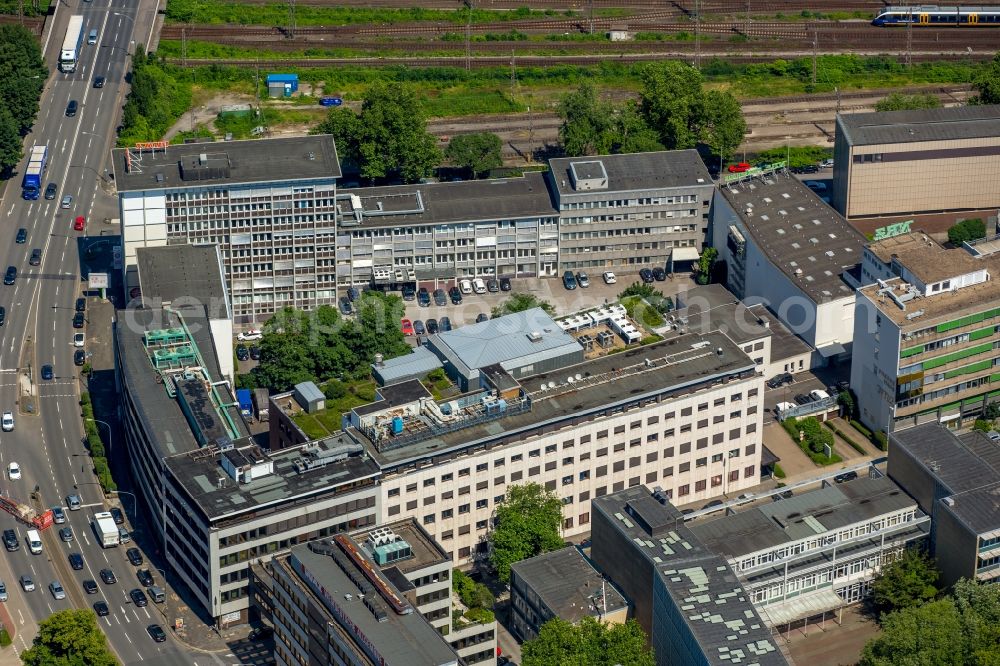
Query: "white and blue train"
872 5 1000 25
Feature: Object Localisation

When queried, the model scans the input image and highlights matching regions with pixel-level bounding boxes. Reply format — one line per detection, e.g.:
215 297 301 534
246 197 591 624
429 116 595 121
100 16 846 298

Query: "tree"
0 25 47 136
557 83 616 157
695 246 718 285
489 483 564 584
0 106 23 174
837 390 856 420
492 293 555 318
874 92 941 113
985 402 1000 420
452 569 494 610
952 578 1000 665
314 82 440 183
21 609 119 666
610 100 664 155
947 218 986 245
700 89 746 163
870 549 940 621
522 617 655 666
639 61 705 150
445 132 503 179
860 599 965 666
971 51 1000 105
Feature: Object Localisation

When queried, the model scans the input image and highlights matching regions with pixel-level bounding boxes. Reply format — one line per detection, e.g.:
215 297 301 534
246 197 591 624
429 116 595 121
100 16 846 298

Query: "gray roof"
136 245 229 316
511 547 628 624
350 519 450 576
838 104 1000 147
593 488 787 665
689 476 918 560
427 307 581 378
285 541 459 666
548 150 712 199
112 135 341 192
115 305 248 460
163 433 380 522
720 175 865 303
294 381 325 405
891 424 1000 534
338 171 555 229
372 346 443 386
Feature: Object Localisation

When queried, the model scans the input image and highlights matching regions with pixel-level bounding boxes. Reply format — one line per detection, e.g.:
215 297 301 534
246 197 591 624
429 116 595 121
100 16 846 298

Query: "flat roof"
511 547 628 623
163 433 380 522
688 476 917 560
721 174 865 303
115 306 248 460
360 330 756 468
136 245 229 311
593 487 787 665
338 171 555 228
867 232 982 285
112 135 341 192
548 150 712 198
858 270 1000 329
838 104 1000 147
351 519 450 576
891 424 1000 534
286 541 459 666
428 307 582 378
373 346 443 385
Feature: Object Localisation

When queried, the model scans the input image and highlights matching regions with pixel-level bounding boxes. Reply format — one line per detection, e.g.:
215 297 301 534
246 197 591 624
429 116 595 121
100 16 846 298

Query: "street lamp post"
110 489 137 521
87 417 114 452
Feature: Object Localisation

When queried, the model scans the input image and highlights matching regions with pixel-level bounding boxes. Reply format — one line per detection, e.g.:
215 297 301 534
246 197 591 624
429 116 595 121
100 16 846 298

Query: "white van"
25 529 42 554
810 389 831 401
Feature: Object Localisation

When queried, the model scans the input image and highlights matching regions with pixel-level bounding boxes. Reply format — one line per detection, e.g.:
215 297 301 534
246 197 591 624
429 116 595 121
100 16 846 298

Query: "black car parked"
137 569 154 587
413 320 425 335
75 297 86 312
449 286 463 304
73 312 85 328
236 345 250 361
767 373 794 389
439 316 452 332
562 270 577 290
433 288 447 306
339 296 353 315
834 470 859 483
639 268 655 283
249 346 261 361
426 319 439 334
401 285 416 301
2 528 18 551
346 286 359 302
652 267 667 281
126 548 144 566
486 278 499 293
110 507 125 525
794 393 813 405
417 287 431 307
74 349 86 366
499 277 511 291
476 313 489 323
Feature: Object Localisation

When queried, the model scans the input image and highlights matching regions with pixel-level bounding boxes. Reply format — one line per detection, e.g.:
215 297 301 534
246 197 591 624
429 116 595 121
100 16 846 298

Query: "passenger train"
872 5 1000 25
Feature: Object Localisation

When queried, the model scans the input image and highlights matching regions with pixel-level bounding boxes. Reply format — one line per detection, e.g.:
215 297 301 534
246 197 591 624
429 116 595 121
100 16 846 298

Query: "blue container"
266 74 299 94
391 416 404 435
236 389 253 416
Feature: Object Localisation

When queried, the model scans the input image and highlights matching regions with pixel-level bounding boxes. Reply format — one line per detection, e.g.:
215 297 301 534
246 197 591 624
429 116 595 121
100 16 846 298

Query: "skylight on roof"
791 242 801 249
782 193 791 199
806 275 815 281
813 219 822 225
761 215 771 221
793 223 802 230
774 226 782 233
763 197 772 203
829 233 837 239
825 250 835 257
779 210 787 216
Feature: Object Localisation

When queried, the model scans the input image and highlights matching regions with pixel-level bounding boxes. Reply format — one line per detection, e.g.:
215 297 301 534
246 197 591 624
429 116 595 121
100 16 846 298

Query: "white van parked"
25 529 42 554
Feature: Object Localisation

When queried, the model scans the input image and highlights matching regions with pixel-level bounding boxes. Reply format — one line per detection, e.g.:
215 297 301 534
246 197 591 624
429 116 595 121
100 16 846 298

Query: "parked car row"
400 316 455 337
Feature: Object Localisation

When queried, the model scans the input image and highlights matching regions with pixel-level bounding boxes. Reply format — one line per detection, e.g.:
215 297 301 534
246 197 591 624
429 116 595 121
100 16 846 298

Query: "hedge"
79 393 116 493
782 416 843 466
824 421 867 455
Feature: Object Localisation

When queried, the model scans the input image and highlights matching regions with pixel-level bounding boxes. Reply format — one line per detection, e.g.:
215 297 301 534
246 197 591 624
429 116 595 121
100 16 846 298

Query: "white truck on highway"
92 512 120 548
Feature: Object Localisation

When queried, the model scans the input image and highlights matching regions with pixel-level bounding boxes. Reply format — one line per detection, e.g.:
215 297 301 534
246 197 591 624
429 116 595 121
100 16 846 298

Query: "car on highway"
562 271 577 290
639 268 655 283
486 278 499 293
52 506 66 524
15 228 26 244
433 288 447 306
69 553 83 570
74 350 86 366
249 346 260 360
602 271 617 285
94 600 110 616
73 333 85 347
2 530 17 551
439 316 452 332
834 470 859 483
66 494 82 511
236 345 249 361
59 527 73 542
50 581 65 600
449 286 462 304
472 278 487 294
576 272 590 288
426 319 438 335
147 624 166 643
127 548 143 566
66 100 78 117
417 287 431 307
1 412 13 431
130 588 148 607
110 507 125 525
137 569 154 587
41 364 53 381
652 267 667 281
44 183 57 200
413 320 425 336
4 267 16 285
7 463 20 480
83 579 98 594
100 569 117 585
73 215 86 231
499 277 511 292
93 76 105 88
19 575 34 592
338 296 352 315
61 195 72 209
400 318 414 336
237 329 262 342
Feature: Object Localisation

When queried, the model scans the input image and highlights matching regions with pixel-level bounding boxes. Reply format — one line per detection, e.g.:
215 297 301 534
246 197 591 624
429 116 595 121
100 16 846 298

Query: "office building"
510 546 628 643
711 166 867 363
591 487 789 666
888 423 1000 586
348 521 497 664
852 230 1000 431
251 538 459 666
832 105 1000 219
113 136 342 323
548 150 714 273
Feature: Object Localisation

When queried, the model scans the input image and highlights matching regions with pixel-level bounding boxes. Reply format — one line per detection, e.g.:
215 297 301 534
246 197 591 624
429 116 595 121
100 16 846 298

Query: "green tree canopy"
444 132 503 179
639 61 705 150
695 246 718 285
522 617 655 666
971 51 1000 105
557 82 616 157
870 549 940 621
489 483 564 584
947 218 986 245
874 92 942 112
700 89 747 161
0 24 47 137
21 609 119 666
314 82 441 183
0 106 23 175
491 292 555 318
119 50 192 145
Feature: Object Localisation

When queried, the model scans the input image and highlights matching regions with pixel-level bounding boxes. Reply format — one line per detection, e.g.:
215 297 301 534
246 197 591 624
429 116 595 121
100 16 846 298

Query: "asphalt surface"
0 1 225 663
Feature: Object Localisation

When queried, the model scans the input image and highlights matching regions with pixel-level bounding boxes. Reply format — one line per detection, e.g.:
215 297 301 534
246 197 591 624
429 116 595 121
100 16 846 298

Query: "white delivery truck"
92 512 120 548
25 529 43 554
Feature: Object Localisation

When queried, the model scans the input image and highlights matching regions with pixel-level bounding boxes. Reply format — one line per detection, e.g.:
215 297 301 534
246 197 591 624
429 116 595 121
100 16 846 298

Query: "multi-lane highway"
0 1 220 663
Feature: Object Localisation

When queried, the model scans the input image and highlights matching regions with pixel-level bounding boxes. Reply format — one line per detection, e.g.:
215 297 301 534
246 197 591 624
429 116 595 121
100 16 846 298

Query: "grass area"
621 295 666 329
291 379 377 438
292 413 329 440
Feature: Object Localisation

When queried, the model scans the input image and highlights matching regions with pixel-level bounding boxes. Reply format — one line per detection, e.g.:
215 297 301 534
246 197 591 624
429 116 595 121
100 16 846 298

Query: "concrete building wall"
591 506 655 637
851 291 900 432
933 503 979 588
381 375 765 566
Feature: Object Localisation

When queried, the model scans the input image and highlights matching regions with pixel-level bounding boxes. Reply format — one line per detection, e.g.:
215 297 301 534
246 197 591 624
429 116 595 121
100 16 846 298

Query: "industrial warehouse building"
832 105 1000 219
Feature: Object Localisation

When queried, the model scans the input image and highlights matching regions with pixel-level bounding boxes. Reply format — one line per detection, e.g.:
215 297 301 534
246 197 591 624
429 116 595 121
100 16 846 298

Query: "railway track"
0 15 43 35
213 0 902 10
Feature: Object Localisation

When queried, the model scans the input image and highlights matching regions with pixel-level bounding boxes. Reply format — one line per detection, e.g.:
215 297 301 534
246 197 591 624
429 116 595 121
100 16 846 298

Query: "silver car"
49 581 65 600
0 581 7 602
60 195 73 209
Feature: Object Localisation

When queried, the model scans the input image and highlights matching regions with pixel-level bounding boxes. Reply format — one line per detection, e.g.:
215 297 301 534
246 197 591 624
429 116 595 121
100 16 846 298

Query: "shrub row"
824 421 867 455
80 392 116 493
850 419 888 451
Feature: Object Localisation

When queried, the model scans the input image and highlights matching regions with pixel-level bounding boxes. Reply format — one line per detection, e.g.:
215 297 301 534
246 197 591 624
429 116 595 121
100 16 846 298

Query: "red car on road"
401 319 414 336
727 162 751 173
73 216 85 231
